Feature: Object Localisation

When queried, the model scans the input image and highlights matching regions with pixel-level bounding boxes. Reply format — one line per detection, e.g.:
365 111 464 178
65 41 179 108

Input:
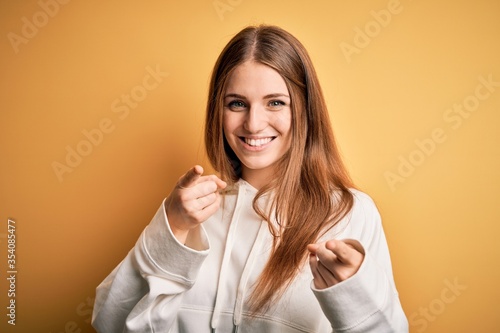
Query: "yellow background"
1 0 499 332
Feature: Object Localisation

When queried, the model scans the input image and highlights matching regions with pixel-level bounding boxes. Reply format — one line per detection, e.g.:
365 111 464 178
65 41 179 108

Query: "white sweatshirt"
92 180 409 332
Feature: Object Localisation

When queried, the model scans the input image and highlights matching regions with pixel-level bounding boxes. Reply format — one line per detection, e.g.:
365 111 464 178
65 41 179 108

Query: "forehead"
225 61 289 97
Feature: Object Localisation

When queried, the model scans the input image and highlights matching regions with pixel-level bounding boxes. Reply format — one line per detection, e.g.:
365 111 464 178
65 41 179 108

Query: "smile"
240 137 275 147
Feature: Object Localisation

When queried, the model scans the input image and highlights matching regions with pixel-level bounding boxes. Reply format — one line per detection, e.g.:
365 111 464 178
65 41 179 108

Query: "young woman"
92 25 408 332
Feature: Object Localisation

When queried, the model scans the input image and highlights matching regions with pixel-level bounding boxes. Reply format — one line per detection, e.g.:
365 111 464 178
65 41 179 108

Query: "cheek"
273 111 292 137
222 113 238 142
223 112 245 132
276 113 293 151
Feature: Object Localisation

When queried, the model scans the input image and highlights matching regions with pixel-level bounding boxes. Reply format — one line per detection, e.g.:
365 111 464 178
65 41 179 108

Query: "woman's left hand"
307 239 365 289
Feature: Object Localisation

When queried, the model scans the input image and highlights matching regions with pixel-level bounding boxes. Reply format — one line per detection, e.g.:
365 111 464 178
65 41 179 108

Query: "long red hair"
205 25 355 312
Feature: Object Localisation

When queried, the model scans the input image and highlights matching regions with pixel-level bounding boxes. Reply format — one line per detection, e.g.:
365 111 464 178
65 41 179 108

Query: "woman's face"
223 61 292 187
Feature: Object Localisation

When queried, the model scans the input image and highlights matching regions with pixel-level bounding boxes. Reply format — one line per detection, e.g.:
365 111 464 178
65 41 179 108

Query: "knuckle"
204 203 217 215
178 192 190 202
336 272 349 281
208 192 217 202
192 211 206 223
326 240 338 250
206 181 217 193
182 205 195 216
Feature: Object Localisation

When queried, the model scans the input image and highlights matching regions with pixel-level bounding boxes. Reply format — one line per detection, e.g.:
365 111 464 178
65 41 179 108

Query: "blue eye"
228 100 246 111
268 100 286 109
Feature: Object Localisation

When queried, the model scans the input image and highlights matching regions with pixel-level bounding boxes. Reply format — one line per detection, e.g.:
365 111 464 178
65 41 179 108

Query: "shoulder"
328 189 383 242
349 189 380 219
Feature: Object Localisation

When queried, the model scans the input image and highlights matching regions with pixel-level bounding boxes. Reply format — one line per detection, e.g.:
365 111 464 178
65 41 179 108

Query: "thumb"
177 165 203 189
307 244 319 254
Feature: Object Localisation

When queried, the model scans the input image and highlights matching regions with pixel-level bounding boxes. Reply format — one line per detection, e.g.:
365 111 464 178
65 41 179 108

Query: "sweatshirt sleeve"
312 191 409 332
92 199 210 333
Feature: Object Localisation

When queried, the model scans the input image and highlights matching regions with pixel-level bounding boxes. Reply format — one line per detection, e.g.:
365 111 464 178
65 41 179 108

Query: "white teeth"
244 137 273 147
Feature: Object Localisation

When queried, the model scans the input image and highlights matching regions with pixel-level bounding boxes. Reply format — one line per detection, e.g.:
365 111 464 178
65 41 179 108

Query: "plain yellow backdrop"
1 0 499 332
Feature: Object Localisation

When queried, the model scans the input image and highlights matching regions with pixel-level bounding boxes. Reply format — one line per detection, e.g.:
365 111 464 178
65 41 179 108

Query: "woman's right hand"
164 165 227 244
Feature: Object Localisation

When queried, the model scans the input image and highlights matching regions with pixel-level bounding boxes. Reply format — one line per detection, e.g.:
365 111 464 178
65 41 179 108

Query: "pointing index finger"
177 165 203 189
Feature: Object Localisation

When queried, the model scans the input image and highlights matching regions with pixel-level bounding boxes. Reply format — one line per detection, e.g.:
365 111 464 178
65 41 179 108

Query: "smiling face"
223 61 292 189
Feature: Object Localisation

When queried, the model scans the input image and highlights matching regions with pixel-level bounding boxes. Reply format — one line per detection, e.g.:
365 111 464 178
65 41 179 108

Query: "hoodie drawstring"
233 219 268 328
211 185 246 332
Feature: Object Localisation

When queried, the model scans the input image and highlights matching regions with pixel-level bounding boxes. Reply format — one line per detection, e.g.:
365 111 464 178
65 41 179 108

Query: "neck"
241 166 274 190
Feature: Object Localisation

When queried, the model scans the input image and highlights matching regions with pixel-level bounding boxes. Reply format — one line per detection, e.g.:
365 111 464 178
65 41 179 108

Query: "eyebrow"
224 93 290 99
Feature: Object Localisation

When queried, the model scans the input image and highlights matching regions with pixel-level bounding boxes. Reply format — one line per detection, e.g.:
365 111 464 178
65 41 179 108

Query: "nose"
243 106 267 133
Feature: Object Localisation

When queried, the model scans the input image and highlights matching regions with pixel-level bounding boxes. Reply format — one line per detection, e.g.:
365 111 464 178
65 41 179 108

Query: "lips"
241 137 274 147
